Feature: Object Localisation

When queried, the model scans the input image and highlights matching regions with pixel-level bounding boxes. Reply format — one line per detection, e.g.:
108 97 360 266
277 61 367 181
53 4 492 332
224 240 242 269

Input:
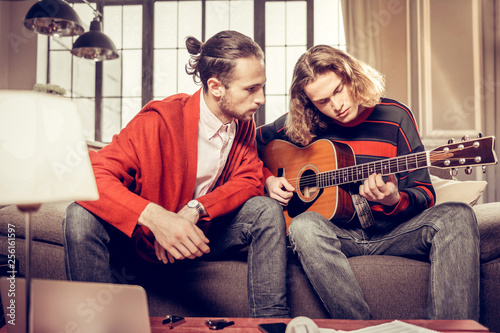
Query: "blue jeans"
288 201 480 320
63 196 290 318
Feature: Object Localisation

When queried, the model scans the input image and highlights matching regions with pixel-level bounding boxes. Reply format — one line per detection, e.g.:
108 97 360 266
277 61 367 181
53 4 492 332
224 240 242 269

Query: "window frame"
56 0 322 142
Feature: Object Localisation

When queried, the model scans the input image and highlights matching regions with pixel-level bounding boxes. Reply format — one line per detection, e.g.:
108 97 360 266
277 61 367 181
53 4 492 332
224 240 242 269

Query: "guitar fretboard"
317 151 429 188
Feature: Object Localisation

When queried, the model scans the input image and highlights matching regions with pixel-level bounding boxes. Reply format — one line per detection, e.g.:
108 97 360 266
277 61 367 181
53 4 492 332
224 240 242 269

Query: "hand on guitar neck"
360 173 400 207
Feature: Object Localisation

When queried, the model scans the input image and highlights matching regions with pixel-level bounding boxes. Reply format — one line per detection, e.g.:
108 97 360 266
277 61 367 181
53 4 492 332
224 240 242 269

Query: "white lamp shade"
0 90 99 206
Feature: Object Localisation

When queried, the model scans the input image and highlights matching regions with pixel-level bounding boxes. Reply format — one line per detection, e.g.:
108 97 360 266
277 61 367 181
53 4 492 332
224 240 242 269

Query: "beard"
218 90 255 123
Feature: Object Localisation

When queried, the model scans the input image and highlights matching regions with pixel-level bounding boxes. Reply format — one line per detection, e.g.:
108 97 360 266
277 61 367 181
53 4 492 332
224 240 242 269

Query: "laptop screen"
0 278 151 333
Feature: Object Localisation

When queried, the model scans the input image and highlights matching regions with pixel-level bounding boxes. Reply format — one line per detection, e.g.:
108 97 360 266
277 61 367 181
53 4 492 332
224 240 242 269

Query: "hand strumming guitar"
265 176 295 206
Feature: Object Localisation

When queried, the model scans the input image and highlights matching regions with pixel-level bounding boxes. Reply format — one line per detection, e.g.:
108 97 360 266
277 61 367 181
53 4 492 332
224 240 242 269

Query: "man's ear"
207 77 224 98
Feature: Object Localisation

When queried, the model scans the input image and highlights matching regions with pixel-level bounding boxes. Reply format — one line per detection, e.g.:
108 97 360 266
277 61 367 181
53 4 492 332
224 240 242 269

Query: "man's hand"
265 176 295 206
138 203 210 264
359 173 400 207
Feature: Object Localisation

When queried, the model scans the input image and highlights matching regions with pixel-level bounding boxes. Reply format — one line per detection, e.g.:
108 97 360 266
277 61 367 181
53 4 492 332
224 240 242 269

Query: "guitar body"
262 139 356 228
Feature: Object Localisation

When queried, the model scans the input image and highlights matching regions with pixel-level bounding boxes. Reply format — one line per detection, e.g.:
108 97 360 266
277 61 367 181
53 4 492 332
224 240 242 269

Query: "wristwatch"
187 200 206 217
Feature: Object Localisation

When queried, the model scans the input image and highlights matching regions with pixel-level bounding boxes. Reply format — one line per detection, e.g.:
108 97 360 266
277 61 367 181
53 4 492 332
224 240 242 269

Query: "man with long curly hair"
257 45 479 320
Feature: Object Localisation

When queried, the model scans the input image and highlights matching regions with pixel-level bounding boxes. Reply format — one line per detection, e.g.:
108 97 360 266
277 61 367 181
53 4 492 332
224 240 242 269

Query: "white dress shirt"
193 90 236 199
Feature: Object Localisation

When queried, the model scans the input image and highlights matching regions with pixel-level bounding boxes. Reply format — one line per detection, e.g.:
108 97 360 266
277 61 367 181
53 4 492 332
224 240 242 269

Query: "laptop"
0 277 151 333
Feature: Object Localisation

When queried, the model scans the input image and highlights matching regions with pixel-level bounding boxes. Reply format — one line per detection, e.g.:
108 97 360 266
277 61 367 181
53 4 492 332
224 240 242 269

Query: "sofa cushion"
430 175 487 206
0 201 70 246
473 202 500 263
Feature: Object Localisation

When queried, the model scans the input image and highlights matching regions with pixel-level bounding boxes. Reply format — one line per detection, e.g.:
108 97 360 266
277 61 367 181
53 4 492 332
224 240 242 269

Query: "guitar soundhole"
298 169 318 199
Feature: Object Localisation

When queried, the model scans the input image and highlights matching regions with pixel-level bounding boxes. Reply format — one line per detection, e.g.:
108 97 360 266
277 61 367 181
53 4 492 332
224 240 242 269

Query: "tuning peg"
482 165 487 174
462 135 470 141
448 138 455 144
477 132 483 138
465 166 473 175
449 168 458 177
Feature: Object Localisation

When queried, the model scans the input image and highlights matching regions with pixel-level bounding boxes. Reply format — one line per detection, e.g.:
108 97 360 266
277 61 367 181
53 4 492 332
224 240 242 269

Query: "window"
263 0 346 123
152 1 254 100
102 5 143 142
37 0 345 143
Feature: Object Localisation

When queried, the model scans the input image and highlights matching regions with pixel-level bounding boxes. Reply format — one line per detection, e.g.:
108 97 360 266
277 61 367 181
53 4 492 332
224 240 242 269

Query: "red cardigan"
78 89 264 260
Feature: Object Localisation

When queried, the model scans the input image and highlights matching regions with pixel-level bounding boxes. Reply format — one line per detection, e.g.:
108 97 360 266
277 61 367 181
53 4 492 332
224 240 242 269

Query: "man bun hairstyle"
185 30 264 89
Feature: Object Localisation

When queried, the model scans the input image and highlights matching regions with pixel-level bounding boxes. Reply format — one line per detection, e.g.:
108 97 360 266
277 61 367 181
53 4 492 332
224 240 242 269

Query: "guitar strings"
281 147 474 188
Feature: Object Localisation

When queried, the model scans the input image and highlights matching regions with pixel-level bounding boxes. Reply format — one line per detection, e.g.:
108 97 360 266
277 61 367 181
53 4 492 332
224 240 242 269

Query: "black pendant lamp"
24 0 84 37
71 17 119 61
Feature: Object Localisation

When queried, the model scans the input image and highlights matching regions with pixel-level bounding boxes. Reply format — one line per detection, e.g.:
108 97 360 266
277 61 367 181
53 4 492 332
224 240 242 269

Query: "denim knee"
63 202 107 244
289 211 322 232
288 212 326 245
431 202 478 231
249 196 283 214
247 196 286 227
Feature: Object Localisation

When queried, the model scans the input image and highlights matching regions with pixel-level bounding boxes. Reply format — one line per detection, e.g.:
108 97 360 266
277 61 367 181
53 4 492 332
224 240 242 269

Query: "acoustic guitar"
261 136 498 227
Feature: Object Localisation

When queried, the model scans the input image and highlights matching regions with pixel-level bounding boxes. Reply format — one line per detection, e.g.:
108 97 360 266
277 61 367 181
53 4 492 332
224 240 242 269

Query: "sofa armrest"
474 202 500 263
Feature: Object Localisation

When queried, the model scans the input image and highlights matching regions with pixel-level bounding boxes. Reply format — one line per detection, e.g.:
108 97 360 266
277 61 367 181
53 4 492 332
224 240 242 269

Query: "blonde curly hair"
286 45 385 146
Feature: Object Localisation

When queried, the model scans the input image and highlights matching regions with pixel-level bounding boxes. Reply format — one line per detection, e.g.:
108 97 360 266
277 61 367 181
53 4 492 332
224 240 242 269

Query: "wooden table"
148 317 490 332
0 317 490 332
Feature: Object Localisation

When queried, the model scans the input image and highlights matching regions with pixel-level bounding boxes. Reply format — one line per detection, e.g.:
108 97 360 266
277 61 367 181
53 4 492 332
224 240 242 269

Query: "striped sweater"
256 98 435 224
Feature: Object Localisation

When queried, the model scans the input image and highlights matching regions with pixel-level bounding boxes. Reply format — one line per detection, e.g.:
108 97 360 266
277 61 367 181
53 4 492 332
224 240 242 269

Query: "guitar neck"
318 151 429 188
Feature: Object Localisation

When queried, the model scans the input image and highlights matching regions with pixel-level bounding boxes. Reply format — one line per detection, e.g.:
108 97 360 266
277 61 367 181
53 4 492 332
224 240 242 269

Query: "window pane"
265 95 287 124
102 98 121 143
229 1 253 37
265 47 286 95
73 3 94 31
103 6 123 50
122 97 142 128
206 1 254 41
154 49 178 99
155 2 178 48
206 1 230 37
103 51 122 97
49 51 72 93
73 57 95 98
37 35 48 84
123 5 142 49
286 2 306 45
75 98 95 142
49 36 72 51
178 1 202 48
122 49 142 97
314 0 346 47
265 2 285 46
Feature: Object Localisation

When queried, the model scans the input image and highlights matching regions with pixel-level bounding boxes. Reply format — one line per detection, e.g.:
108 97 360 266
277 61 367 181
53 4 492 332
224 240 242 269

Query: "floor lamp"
0 90 99 333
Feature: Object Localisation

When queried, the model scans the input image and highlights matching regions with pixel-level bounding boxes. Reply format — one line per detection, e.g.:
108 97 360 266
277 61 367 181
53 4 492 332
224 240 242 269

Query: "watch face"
187 200 205 216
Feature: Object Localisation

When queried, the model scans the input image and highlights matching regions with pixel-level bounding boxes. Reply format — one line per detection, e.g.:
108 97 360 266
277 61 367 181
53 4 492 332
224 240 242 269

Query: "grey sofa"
1 182 499 332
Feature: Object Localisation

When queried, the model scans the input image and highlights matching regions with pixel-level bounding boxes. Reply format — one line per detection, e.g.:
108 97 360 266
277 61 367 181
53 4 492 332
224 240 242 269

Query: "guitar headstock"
429 135 498 170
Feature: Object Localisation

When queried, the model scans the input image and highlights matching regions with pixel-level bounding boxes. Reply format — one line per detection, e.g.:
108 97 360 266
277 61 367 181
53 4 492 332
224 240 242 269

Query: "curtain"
341 0 383 72
481 0 500 202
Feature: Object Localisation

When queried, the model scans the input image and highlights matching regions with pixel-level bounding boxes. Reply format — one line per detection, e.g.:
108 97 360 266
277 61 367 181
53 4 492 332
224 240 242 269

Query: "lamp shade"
0 90 99 206
24 0 84 37
71 19 119 61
